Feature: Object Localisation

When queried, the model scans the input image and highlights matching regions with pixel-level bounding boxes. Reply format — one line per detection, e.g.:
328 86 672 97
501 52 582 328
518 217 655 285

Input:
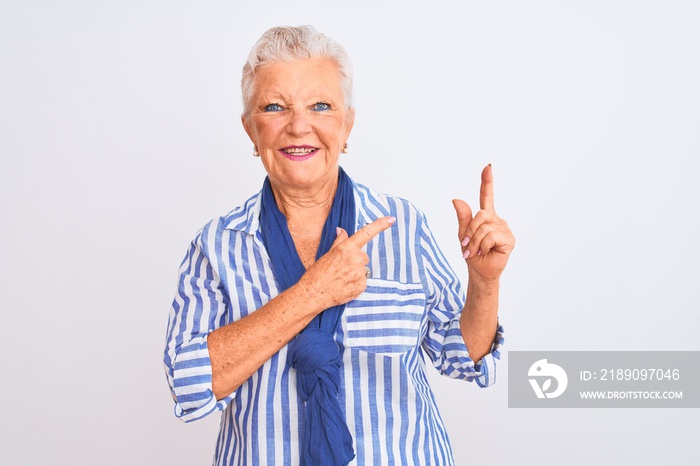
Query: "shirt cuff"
439 320 504 388
170 335 235 422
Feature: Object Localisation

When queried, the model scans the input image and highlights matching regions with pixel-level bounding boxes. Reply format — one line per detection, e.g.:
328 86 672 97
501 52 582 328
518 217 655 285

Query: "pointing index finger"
480 164 495 211
347 216 396 248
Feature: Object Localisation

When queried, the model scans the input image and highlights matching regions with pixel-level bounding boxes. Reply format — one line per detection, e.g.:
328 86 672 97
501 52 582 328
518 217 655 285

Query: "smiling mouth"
281 147 318 156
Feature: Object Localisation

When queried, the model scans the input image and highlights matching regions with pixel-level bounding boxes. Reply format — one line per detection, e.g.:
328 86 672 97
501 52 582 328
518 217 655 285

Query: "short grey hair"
241 25 353 120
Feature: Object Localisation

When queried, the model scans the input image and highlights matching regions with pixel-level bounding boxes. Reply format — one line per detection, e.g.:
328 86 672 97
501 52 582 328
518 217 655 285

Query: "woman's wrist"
290 276 328 318
467 270 501 291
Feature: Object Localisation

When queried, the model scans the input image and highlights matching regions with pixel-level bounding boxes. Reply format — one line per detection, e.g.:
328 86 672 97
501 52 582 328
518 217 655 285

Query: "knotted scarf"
259 167 356 466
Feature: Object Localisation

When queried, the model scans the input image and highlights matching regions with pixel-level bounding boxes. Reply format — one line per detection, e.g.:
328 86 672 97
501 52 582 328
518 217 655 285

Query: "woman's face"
243 57 354 194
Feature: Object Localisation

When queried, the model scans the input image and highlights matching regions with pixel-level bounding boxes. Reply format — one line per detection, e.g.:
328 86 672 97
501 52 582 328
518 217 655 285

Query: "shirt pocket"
341 278 427 355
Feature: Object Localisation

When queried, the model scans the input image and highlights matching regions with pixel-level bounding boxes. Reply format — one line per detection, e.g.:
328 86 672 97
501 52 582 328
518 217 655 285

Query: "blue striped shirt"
164 177 504 465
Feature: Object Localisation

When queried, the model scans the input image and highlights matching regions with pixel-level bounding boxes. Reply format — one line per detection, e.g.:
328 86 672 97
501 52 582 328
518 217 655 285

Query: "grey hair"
241 25 353 120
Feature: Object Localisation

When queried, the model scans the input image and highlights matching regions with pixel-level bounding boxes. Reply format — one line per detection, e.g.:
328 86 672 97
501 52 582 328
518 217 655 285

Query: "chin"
275 162 338 190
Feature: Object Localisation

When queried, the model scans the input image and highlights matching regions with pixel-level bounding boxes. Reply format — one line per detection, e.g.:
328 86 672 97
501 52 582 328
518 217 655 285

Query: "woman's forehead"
253 58 343 99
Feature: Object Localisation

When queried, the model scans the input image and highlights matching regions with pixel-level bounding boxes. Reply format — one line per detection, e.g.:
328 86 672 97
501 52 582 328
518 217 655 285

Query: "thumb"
332 227 349 247
452 199 473 242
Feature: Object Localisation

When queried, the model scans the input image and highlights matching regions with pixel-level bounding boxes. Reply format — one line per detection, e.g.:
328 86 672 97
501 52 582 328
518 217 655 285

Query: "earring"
253 146 259 157
342 143 349 154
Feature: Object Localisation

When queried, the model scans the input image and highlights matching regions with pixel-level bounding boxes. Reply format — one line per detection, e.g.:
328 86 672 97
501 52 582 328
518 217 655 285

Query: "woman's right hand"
297 216 396 310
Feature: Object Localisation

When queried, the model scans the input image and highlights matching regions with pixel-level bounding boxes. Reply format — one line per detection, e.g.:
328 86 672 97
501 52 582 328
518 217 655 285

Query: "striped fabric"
164 174 504 465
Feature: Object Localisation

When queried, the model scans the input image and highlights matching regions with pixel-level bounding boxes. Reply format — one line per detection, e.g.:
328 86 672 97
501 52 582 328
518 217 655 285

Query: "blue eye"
264 103 283 112
311 102 331 111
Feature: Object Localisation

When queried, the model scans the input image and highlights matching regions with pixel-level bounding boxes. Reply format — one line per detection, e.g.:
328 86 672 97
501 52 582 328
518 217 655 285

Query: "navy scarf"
259 167 356 466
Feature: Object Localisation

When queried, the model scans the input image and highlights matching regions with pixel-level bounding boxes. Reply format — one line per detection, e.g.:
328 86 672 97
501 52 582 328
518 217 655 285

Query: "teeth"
283 147 315 155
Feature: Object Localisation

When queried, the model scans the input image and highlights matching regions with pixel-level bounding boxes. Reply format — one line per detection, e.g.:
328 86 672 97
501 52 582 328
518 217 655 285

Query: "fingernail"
463 249 471 259
461 237 470 246
387 216 397 224
488 163 492 167
477 249 482 256
336 227 342 236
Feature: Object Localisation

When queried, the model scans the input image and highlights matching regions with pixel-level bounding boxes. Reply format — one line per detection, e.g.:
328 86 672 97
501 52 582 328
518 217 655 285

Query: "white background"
1 1 699 464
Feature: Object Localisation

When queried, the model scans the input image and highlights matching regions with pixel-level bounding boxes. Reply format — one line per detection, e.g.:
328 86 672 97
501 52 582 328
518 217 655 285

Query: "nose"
287 108 311 136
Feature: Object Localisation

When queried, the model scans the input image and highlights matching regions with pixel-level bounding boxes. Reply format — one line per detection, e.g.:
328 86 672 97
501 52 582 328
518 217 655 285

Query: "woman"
164 26 514 466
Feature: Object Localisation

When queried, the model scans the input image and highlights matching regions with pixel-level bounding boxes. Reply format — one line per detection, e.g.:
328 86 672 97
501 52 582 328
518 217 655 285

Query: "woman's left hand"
452 164 515 283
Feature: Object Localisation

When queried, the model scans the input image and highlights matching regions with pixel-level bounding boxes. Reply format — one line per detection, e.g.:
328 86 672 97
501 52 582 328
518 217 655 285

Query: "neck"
270 173 339 221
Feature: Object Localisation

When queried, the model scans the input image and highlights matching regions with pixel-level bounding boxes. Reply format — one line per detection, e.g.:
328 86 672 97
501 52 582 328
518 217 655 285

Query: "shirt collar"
222 191 262 234
353 184 379 228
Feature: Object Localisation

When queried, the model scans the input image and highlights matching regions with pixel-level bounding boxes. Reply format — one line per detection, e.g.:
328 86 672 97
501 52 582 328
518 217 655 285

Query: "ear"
344 107 356 138
242 115 256 144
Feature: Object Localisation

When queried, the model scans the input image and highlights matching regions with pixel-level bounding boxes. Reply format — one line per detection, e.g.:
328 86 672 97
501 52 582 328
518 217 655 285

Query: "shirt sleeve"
417 212 504 388
163 232 235 422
